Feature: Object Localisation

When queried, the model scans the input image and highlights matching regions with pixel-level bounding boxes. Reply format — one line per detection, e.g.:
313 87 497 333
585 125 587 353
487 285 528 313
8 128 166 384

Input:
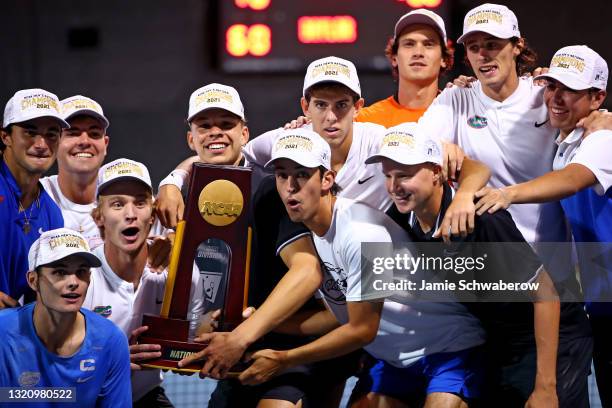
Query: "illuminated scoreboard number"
220 0 448 73
226 24 272 57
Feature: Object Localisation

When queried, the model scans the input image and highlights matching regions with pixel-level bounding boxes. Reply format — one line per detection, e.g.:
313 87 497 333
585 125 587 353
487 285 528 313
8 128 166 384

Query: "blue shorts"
354 347 485 403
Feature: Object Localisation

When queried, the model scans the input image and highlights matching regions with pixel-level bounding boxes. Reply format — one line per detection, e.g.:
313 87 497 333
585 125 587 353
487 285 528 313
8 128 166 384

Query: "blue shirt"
0 303 132 407
561 188 612 315
0 160 63 299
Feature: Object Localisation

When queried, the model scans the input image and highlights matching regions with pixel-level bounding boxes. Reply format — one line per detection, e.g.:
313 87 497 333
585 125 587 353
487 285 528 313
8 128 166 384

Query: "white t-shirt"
40 175 103 249
313 197 485 368
82 245 204 401
416 78 573 282
553 128 612 195
243 122 392 211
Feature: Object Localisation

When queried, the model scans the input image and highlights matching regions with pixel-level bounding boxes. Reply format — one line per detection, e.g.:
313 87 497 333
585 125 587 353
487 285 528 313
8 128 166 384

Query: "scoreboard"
218 0 450 73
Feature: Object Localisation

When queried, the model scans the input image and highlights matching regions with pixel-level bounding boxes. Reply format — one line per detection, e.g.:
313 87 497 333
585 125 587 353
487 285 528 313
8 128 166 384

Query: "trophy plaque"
139 163 252 372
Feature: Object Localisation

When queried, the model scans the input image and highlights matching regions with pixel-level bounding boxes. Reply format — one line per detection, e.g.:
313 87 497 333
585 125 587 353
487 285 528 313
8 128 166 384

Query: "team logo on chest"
93 305 112 318
19 371 40 387
467 115 488 129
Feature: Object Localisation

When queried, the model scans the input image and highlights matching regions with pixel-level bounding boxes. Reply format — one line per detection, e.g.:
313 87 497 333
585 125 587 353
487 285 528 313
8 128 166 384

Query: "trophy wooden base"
139 314 249 374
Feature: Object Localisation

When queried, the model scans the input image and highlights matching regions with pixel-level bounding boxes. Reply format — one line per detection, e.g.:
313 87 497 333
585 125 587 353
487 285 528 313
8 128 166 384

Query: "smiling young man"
356 9 453 128
82 158 204 407
228 128 487 408
0 228 131 406
0 89 67 308
39 95 110 249
156 83 249 228
474 45 612 406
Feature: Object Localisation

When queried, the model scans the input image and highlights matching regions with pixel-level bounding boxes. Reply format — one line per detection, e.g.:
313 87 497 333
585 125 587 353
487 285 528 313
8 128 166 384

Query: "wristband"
158 169 188 190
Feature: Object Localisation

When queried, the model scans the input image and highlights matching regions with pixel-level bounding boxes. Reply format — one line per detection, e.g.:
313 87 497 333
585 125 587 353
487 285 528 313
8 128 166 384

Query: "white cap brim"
534 73 594 91
187 105 245 123
96 175 153 197
395 14 446 44
365 152 440 166
457 28 514 44
7 113 69 129
264 154 325 170
64 109 110 128
303 79 361 98
33 251 101 271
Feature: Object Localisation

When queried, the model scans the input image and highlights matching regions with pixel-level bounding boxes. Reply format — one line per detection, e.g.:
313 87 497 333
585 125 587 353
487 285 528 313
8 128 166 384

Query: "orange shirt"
356 96 427 128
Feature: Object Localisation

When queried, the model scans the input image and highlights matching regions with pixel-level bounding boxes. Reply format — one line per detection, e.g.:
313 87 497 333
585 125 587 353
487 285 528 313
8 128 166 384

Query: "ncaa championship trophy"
139 163 252 372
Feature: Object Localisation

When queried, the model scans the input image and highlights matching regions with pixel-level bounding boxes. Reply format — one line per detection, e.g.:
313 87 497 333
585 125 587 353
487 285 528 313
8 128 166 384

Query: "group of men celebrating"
0 3 611 408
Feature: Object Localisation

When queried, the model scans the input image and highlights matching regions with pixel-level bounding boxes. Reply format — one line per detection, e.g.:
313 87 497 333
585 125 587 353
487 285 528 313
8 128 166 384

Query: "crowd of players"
0 3 611 408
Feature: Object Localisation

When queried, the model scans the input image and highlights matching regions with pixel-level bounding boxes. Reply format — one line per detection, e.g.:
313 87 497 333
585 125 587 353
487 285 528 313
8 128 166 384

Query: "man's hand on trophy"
147 235 173 272
238 349 289 385
156 185 185 229
128 326 161 371
177 330 249 379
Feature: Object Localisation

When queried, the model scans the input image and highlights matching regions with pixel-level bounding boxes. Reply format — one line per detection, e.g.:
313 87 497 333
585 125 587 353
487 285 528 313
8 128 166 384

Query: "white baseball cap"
394 9 447 45
303 56 361 97
3 88 69 129
96 158 152 197
187 83 245 122
535 45 608 91
28 228 101 271
265 128 331 170
61 95 110 129
457 3 520 44
365 122 442 166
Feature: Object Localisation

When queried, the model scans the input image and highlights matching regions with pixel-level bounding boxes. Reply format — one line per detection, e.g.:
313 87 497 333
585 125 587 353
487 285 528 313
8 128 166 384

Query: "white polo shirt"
243 122 392 211
416 77 569 246
313 197 485 368
40 175 103 249
82 244 204 401
553 128 612 195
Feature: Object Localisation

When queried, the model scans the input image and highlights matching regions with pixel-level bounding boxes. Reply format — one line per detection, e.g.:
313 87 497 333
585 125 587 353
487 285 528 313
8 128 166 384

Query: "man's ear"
353 98 365 119
300 97 310 117
590 90 607 111
92 206 104 228
240 125 250 146
187 131 196 152
101 135 110 157
440 55 447 69
27 270 39 292
0 130 11 148
513 37 525 58
432 164 443 184
321 169 336 193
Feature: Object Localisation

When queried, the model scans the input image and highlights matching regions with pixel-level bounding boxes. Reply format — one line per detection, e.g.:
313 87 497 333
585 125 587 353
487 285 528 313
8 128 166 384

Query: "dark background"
2 0 610 184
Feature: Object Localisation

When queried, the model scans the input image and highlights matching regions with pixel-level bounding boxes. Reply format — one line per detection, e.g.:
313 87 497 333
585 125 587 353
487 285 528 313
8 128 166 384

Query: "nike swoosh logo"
155 299 163 304
534 119 549 128
77 375 94 383
357 175 375 185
